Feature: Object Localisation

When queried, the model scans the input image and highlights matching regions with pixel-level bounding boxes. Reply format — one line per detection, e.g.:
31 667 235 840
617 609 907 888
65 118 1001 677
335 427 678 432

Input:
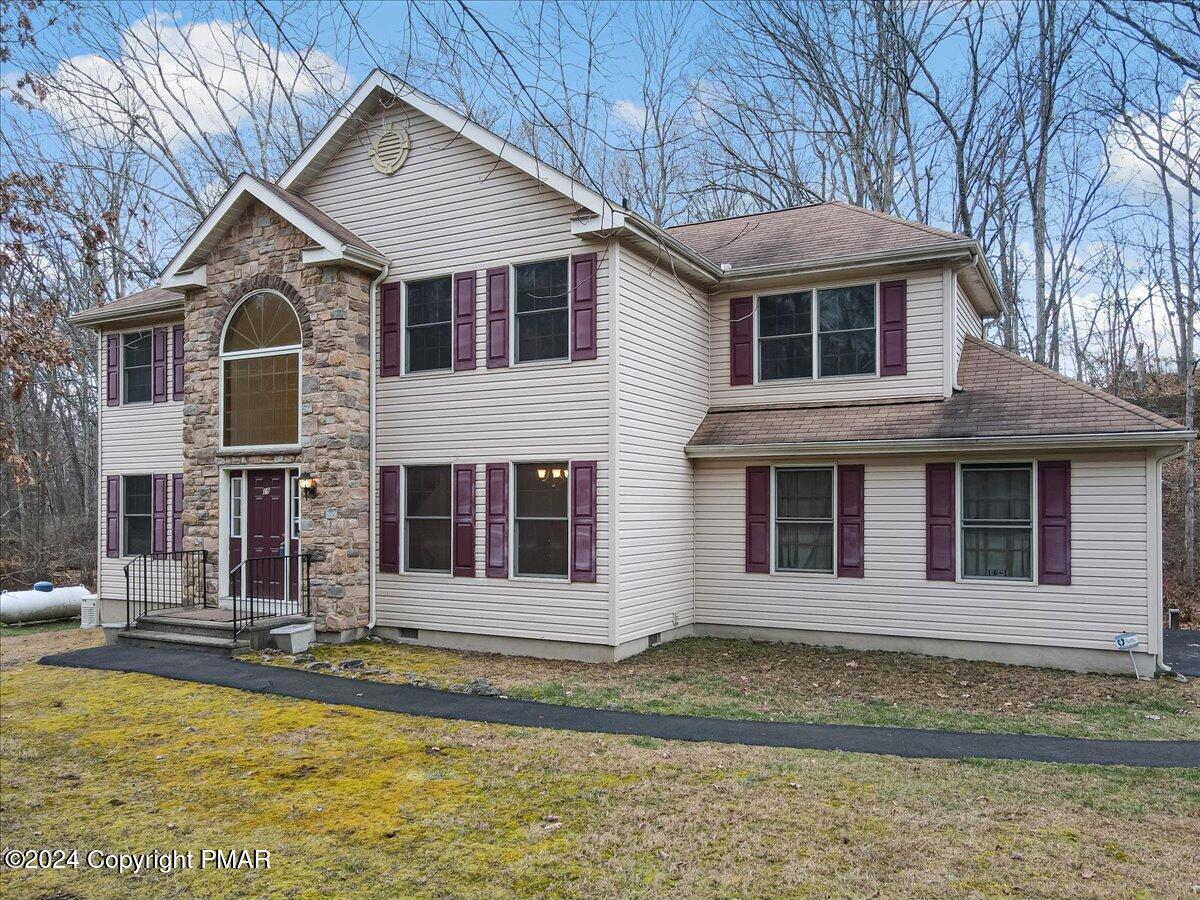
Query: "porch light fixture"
298 474 318 498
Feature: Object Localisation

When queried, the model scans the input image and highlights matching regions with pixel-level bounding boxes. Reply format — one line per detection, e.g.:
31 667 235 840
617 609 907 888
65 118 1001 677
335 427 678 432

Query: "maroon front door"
247 469 288 600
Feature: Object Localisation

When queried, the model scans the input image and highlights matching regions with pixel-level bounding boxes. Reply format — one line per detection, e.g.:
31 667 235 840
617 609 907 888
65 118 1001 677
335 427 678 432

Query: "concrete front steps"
116 606 313 657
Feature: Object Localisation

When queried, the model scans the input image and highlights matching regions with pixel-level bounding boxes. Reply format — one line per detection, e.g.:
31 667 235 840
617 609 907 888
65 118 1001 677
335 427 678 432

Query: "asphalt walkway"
41 645 1200 768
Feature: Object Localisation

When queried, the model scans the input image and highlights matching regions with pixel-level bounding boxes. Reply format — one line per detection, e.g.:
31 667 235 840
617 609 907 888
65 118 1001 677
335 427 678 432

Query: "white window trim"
956 460 1038 585
217 290 303 452
510 256 574 367
402 275 454 376
770 464 838 577
509 459 572 582
401 463 454 577
753 279 881 385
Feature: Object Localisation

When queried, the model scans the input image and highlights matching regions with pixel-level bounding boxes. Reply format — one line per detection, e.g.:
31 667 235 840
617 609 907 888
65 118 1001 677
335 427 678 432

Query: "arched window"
221 291 301 448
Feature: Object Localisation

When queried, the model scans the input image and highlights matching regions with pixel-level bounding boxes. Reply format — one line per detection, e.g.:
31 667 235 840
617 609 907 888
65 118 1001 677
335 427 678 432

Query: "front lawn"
257 636 1200 741
2 628 1199 898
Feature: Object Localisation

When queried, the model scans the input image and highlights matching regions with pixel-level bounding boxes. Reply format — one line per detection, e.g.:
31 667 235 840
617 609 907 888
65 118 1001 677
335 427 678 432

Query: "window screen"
775 468 834 573
961 464 1032 580
514 463 569 577
123 331 152 403
406 276 452 372
514 259 569 363
405 466 452 573
124 475 152 556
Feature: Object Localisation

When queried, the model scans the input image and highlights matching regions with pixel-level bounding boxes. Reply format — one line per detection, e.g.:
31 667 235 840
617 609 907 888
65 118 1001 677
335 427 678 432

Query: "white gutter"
685 430 1196 459
367 262 390 630
70 297 186 328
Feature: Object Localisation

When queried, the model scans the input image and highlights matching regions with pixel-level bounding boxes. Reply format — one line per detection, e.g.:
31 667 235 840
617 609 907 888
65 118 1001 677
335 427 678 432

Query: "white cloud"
22 12 347 148
1107 79 1199 201
611 98 647 129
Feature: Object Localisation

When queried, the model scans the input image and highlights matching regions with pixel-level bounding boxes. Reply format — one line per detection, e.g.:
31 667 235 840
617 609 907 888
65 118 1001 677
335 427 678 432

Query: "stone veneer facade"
179 202 373 634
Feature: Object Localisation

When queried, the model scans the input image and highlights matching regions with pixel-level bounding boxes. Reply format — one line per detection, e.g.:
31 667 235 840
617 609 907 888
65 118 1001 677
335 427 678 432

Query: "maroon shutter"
879 280 907 376
106 475 120 557
453 464 476 576
485 267 509 368
379 466 400 573
926 463 956 581
380 283 401 377
836 464 865 577
485 463 508 577
152 474 167 554
172 324 184 401
172 473 183 552
1038 461 1071 585
106 334 120 406
570 461 598 582
453 271 477 371
152 327 168 403
570 252 598 361
745 466 771 573
730 297 754 386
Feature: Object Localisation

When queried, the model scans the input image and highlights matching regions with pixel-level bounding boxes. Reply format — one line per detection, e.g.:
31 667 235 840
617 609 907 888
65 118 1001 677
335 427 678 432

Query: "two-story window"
514 259 570 363
758 283 877 382
405 276 452 373
122 330 153 403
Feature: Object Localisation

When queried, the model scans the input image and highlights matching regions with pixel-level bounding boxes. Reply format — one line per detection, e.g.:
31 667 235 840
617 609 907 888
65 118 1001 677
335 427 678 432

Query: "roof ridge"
666 201 831 231
964 335 1184 430
827 201 966 242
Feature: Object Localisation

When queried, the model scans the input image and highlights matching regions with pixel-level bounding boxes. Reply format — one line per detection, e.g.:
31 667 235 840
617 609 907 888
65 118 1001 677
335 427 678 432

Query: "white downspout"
367 263 390 631
1153 442 1189 676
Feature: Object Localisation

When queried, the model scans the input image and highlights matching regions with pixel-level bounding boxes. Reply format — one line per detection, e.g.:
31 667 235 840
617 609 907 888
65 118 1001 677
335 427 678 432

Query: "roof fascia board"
301 245 387 270
685 430 1195 458
278 70 611 218
162 264 206 289
717 244 976 285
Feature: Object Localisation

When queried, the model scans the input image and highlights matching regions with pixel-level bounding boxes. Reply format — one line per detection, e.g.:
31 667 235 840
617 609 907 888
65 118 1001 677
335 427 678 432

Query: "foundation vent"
647 632 662 647
399 627 419 640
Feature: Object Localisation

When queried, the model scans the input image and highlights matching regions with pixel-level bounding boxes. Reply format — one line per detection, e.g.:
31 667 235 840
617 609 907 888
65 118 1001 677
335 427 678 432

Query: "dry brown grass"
259 636 1200 740
2 629 1199 898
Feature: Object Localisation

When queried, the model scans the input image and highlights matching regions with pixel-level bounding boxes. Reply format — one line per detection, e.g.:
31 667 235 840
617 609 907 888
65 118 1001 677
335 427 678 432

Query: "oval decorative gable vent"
370 122 411 175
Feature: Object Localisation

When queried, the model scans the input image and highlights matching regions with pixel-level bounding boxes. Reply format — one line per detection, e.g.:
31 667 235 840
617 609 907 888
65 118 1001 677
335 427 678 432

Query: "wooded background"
1 0 1195 618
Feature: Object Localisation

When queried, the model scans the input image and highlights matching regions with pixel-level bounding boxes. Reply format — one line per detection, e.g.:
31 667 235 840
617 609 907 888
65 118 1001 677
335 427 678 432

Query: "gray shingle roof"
687 336 1188 448
69 286 183 327
666 201 969 270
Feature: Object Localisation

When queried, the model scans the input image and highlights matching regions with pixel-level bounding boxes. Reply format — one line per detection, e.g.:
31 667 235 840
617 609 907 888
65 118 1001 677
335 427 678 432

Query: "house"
70 69 1193 675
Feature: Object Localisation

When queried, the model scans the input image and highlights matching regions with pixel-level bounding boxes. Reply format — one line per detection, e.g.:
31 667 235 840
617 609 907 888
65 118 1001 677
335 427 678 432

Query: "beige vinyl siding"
97 332 186 601
614 245 710 642
954 277 984 376
709 268 946 406
312 102 613 642
694 451 1152 653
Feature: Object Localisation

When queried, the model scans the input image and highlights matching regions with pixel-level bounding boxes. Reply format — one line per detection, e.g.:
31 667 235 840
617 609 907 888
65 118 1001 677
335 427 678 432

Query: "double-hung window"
774 468 834 573
405 276 452 372
759 292 813 381
405 465 452 573
961 464 1032 580
514 259 569 363
123 475 152 555
123 331 152 403
514 463 569 577
758 284 877 381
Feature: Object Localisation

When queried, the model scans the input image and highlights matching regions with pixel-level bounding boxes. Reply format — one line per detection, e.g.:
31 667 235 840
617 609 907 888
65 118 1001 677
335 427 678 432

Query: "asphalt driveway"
1165 628 1200 676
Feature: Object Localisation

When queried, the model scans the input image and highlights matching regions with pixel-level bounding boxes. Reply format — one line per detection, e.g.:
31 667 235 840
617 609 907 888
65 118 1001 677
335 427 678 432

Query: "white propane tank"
0 585 90 625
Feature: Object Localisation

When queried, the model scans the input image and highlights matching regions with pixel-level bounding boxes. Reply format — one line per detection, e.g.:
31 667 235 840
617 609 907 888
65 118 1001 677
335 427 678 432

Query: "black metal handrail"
124 549 210 630
229 552 312 638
